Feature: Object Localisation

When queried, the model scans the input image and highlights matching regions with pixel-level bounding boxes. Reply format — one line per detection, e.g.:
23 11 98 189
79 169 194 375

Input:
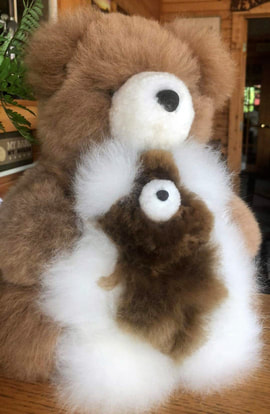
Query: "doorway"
240 17 270 291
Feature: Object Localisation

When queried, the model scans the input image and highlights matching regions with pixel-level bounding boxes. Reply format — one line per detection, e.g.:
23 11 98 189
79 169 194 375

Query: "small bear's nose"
156 89 179 112
156 190 169 201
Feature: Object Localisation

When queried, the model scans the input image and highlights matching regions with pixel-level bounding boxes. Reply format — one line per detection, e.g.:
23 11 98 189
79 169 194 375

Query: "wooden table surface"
0 294 269 414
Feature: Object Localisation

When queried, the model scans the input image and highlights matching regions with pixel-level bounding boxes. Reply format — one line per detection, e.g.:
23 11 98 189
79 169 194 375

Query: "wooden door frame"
227 2 270 174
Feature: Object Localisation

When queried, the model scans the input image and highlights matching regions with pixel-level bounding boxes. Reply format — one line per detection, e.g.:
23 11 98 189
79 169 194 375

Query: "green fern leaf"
5 108 31 127
28 8 40 20
0 59 10 80
4 95 36 115
15 125 35 142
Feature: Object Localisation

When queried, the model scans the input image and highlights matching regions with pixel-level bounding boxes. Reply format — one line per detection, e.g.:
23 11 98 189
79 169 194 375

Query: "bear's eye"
139 179 181 222
108 89 115 98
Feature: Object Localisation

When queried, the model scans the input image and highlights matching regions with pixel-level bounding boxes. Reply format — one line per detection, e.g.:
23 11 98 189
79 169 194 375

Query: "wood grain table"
0 294 269 414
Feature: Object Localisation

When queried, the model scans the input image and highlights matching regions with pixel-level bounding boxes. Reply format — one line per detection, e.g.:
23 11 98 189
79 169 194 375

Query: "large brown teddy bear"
0 6 261 394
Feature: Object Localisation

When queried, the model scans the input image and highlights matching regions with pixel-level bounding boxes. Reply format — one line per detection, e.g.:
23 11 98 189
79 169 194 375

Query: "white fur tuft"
172 139 262 392
173 139 232 214
55 331 177 414
74 140 139 220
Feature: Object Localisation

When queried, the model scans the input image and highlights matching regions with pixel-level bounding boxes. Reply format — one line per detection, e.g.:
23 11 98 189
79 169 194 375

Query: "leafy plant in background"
0 0 43 142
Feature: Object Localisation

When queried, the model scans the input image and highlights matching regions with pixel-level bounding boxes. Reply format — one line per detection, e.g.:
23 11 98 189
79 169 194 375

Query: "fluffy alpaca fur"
0 280 60 382
40 139 261 414
98 149 226 358
0 6 261 383
74 140 139 220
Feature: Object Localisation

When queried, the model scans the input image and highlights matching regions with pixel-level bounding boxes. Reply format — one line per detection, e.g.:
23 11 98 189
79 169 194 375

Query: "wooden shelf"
0 100 38 198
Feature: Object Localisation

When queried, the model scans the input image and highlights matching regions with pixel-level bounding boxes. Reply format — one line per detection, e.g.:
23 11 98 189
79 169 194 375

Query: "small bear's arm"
229 194 261 258
98 263 122 291
0 163 79 286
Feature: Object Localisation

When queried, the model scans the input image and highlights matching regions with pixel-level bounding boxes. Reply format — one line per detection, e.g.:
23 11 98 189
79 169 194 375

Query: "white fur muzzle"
139 179 181 222
110 72 194 150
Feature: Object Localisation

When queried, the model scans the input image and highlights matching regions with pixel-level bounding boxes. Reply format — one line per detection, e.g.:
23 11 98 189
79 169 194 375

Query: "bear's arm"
0 164 79 286
229 194 261 258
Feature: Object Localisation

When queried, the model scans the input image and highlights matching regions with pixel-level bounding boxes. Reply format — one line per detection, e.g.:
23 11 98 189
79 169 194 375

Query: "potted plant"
0 0 43 142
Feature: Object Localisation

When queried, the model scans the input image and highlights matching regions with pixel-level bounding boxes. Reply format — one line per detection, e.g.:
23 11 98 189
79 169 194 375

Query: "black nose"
156 190 169 201
156 89 179 112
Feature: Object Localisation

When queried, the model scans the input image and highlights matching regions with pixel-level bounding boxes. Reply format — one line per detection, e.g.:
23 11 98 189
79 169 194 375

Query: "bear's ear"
164 19 236 109
24 7 102 99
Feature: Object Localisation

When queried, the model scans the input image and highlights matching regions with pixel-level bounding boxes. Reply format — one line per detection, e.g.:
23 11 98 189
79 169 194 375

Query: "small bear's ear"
164 19 236 109
24 7 102 99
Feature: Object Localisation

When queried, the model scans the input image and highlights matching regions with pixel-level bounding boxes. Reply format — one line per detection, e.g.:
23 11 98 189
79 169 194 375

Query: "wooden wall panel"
58 0 88 13
161 1 232 156
162 1 231 13
58 0 160 19
116 0 160 18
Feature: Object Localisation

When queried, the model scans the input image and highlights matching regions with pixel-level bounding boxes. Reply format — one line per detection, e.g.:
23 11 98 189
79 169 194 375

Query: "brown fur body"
99 151 227 357
0 280 60 381
0 8 259 381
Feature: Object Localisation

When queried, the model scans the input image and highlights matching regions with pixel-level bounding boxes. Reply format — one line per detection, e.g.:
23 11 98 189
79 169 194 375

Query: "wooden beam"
162 0 226 2
238 2 270 15
162 1 231 13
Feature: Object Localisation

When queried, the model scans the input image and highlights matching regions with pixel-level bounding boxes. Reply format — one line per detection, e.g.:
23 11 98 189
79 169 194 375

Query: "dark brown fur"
0 8 257 381
99 151 227 358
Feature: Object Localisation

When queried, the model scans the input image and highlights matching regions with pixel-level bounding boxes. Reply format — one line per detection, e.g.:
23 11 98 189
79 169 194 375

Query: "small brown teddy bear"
99 150 226 359
0 7 260 385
